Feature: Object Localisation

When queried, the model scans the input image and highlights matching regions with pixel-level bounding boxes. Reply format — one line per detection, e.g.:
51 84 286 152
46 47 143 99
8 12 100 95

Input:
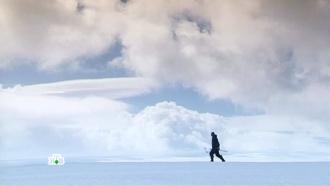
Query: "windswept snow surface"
1 161 330 185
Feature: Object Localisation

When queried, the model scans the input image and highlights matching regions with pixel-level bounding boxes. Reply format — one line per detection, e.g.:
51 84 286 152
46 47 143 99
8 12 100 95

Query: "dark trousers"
209 148 225 162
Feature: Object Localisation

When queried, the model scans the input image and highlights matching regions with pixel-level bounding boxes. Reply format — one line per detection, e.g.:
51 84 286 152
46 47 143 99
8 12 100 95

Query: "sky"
1 0 330 162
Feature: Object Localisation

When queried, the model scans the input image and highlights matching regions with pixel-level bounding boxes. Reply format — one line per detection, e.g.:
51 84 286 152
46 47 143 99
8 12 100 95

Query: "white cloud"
0 93 131 160
1 91 329 161
1 78 225 160
1 88 227 160
1 82 224 158
128 102 225 154
1 0 330 161
115 0 330 120
224 115 330 154
1 0 329 114
0 77 157 159
0 0 123 69
2 77 158 98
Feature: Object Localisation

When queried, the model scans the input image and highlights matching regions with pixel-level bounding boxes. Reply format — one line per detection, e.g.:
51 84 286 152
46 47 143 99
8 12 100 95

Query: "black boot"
220 156 225 162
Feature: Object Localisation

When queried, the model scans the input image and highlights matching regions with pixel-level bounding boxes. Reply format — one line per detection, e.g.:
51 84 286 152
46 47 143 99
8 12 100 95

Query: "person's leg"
215 151 225 162
209 149 215 162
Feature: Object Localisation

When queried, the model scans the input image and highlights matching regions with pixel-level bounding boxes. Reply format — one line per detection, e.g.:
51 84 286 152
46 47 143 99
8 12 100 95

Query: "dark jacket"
212 134 220 150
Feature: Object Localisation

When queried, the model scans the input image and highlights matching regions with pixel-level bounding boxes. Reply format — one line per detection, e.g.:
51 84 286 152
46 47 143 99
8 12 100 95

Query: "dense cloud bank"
1 0 330 115
1 84 329 161
1 0 330 161
1 85 225 159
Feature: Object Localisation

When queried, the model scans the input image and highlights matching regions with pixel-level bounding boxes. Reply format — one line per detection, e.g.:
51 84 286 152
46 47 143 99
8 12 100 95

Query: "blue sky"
1 0 330 162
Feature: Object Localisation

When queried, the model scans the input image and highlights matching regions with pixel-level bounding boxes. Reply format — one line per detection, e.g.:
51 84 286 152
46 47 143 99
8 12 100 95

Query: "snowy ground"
1 160 330 185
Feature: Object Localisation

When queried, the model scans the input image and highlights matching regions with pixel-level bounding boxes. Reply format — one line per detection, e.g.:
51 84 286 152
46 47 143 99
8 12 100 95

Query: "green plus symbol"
55 159 59 165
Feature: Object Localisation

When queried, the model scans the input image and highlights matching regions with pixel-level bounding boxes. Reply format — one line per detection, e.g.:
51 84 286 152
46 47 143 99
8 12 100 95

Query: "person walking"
210 132 225 162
